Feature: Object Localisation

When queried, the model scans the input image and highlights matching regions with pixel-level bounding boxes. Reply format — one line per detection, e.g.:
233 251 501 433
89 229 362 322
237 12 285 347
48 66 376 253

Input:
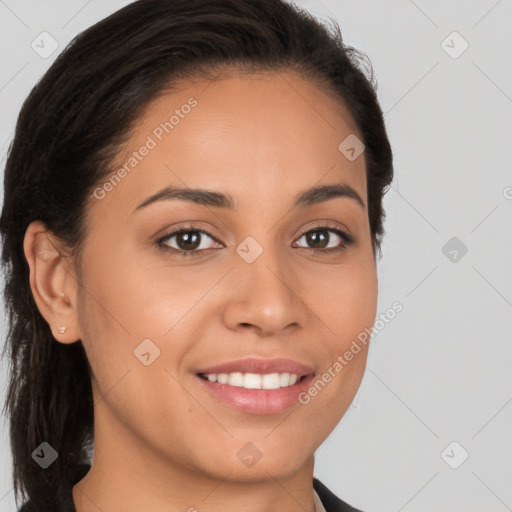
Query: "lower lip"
196 373 315 415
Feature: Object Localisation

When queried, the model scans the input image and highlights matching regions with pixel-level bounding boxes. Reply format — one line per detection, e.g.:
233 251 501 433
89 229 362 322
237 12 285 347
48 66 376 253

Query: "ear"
23 220 81 344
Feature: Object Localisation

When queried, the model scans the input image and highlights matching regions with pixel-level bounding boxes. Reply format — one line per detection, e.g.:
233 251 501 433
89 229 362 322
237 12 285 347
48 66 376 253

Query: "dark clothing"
18 463 362 512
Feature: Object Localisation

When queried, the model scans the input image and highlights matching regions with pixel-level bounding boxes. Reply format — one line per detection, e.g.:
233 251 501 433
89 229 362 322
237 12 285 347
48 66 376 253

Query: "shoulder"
313 477 364 512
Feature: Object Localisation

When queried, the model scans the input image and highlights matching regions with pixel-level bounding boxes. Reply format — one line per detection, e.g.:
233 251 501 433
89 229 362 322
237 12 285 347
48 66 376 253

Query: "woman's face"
73 71 377 481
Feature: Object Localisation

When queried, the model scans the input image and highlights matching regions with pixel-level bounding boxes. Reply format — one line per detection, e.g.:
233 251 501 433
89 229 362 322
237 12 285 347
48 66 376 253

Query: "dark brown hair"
0 0 393 507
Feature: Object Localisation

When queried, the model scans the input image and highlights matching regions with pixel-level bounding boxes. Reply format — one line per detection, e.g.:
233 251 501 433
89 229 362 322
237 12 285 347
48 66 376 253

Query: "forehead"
94 70 367 217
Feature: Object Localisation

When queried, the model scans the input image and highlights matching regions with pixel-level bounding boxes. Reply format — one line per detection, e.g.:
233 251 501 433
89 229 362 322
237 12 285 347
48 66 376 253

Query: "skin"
23 70 377 512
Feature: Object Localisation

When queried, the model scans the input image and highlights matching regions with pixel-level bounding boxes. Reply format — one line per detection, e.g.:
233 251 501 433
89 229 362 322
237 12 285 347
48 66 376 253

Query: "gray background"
1 1 511 511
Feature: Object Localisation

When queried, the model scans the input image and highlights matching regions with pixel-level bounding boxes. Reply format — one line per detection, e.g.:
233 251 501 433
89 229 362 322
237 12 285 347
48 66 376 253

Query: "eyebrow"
133 182 365 213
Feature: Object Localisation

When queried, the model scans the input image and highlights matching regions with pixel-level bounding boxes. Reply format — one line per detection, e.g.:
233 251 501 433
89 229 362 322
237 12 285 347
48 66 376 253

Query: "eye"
156 223 355 257
293 225 354 252
156 225 222 256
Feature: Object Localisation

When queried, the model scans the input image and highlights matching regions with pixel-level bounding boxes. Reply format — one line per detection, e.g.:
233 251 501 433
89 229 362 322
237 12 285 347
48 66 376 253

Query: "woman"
0 0 394 511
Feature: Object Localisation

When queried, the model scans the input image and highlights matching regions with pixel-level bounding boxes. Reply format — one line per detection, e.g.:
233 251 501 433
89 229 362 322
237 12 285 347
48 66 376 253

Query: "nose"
221 248 304 337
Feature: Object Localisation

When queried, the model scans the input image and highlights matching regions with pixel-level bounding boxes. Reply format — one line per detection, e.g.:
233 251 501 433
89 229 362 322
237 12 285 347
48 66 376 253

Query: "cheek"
76 246 196 342
75 265 199 446
307 255 378 346
298 257 377 417
74 247 220 411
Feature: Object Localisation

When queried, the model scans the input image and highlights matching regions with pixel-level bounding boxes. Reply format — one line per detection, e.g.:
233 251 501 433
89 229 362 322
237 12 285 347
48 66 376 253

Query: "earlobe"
23 220 81 344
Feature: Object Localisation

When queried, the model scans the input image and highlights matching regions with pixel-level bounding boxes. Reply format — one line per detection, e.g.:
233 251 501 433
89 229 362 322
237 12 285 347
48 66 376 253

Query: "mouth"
195 370 315 415
197 371 309 389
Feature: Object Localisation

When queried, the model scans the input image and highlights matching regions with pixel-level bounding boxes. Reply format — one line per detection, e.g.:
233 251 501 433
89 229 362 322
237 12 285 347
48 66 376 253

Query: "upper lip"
196 357 314 377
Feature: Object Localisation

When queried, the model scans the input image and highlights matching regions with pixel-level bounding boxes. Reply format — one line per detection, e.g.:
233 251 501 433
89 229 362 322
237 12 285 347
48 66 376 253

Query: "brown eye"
293 227 354 252
157 227 221 256
305 230 330 249
174 231 202 251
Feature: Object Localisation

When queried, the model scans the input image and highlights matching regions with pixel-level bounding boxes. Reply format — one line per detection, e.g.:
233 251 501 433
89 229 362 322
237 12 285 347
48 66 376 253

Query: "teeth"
244 373 263 389
228 372 244 387
217 373 229 384
202 372 301 389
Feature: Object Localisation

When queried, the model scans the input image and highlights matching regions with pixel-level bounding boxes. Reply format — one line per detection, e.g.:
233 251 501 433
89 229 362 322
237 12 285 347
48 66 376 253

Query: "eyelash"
156 222 355 257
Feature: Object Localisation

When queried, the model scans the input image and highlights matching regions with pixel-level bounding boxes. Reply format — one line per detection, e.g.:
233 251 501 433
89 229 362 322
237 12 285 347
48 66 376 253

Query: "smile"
196 372 315 415
198 371 301 389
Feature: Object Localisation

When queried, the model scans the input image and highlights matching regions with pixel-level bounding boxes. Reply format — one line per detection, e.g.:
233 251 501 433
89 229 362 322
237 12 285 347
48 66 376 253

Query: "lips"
194 357 316 414
195 357 314 378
